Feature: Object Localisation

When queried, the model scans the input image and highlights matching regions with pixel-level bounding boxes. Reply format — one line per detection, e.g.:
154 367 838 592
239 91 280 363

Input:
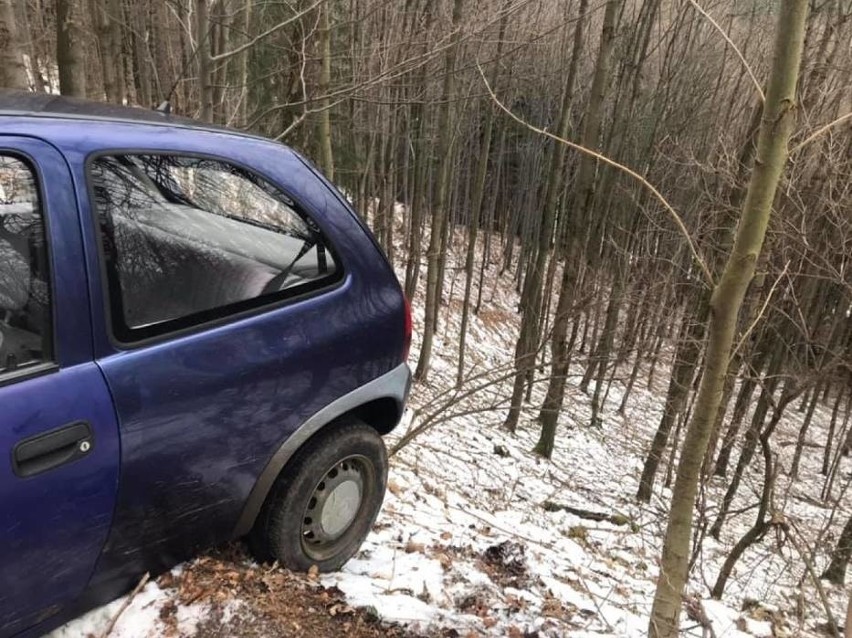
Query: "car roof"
0 90 260 140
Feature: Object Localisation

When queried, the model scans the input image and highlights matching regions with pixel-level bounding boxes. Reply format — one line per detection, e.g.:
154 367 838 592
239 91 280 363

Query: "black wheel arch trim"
233 362 411 537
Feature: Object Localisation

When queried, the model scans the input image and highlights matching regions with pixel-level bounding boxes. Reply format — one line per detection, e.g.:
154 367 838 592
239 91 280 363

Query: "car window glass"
90 154 338 341
0 155 52 373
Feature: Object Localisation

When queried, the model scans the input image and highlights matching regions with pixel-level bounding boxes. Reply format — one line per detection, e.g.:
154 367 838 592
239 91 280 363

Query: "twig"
731 260 789 358
99 572 151 638
685 0 764 103
477 64 715 289
785 522 840 637
211 0 327 62
790 111 852 155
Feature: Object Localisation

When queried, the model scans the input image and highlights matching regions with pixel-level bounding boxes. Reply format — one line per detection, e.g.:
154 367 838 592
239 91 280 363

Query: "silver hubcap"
302 458 366 558
321 480 361 536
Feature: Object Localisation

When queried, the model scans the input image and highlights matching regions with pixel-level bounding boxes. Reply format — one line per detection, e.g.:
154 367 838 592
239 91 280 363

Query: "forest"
2 0 851 636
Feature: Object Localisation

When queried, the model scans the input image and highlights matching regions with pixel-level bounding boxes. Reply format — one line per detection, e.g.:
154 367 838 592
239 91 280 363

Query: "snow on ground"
49 577 232 638
54 208 850 637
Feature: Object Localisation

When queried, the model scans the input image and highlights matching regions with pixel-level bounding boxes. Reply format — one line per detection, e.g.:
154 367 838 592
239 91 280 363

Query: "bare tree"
649 0 810 634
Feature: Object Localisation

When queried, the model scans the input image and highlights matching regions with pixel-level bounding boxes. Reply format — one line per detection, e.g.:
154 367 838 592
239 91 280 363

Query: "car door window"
89 154 340 342
0 155 52 374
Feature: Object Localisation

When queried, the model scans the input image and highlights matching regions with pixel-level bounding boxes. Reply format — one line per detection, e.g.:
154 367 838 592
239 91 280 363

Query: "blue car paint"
0 137 121 636
0 115 407 637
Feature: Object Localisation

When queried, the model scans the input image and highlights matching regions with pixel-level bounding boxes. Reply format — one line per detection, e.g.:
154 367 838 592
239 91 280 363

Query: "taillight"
402 296 413 363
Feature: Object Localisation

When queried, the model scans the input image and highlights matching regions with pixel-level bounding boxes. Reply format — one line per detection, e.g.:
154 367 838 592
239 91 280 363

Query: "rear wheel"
248 421 388 572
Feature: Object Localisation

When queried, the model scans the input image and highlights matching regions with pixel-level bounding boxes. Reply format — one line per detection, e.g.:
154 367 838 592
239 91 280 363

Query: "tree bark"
92 0 118 101
56 0 87 97
0 0 29 90
238 0 252 126
317 1 334 180
196 0 213 121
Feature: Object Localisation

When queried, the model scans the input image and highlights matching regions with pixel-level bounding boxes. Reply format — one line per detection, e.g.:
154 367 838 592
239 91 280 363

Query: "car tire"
248 420 388 572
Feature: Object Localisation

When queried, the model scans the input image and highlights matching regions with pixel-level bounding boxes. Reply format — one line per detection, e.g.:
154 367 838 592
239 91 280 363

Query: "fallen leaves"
150 547 416 638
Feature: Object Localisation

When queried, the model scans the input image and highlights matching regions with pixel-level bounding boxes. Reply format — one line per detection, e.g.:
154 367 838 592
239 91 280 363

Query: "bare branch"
210 0 326 63
476 63 715 289
790 111 852 155
685 0 765 103
99 572 150 638
731 260 790 358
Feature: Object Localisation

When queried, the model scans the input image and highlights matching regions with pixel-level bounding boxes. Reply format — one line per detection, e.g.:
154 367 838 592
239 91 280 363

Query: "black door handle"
12 421 94 478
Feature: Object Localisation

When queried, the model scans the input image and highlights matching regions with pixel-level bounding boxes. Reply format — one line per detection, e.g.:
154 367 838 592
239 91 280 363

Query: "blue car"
0 92 412 638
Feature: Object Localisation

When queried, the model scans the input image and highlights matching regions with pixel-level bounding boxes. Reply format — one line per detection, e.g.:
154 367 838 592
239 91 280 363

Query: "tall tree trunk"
790 380 822 479
711 347 786 538
456 3 508 387
0 0 28 90
637 310 705 502
317 1 334 180
504 0 588 434
109 0 126 102
93 0 119 101
130 1 152 107
649 1 808 634
823 389 844 476
196 0 213 121
56 0 87 97
413 0 465 382
713 351 766 477
534 0 621 457
238 0 252 126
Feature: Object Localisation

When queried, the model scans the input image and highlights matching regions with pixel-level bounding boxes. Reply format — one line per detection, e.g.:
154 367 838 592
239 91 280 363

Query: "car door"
0 138 120 637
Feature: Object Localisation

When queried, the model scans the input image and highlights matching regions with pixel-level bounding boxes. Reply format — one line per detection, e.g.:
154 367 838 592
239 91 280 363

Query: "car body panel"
0 114 408 635
0 136 120 638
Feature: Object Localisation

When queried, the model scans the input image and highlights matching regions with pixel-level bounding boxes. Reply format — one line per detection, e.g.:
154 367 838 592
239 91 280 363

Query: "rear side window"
0 155 52 374
89 154 339 342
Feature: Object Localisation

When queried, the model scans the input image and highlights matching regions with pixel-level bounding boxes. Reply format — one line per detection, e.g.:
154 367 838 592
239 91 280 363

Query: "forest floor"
52 215 850 637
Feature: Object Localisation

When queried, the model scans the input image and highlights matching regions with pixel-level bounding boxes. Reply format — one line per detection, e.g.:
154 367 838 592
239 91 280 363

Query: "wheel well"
234 396 403 538
348 397 402 435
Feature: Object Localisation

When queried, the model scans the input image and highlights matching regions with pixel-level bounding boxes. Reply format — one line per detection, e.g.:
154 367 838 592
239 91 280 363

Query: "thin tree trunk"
713 351 766 477
238 0 252 126
196 0 213 121
824 390 845 476
413 0 464 382
790 380 822 479
456 4 508 387
131 2 152 107
505 0 589 434
93 0 119 101
317 1 334 179
109 0 126 102
534 0 620 457
637 311 705 502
